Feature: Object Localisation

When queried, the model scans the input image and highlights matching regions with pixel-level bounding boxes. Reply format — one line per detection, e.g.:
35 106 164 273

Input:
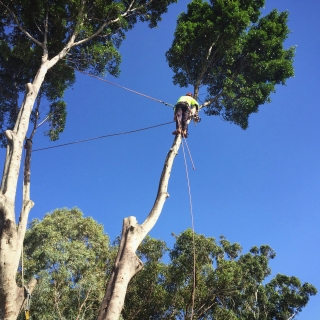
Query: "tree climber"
172 93 199 137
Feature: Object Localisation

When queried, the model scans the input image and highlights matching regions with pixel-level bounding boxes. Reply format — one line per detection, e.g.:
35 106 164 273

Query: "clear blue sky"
2 0 319 318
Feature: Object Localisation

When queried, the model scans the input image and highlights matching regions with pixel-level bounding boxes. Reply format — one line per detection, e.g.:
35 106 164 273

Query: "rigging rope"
71 67 175 108
21 148 31 320
181 138 196 320
183 138 196 171
33 121 174 152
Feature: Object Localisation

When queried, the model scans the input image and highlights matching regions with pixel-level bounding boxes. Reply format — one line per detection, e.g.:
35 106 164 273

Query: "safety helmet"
186 92 193 97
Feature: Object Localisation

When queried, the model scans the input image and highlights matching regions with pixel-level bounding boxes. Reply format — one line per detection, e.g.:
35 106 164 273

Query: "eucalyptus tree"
25 219 315 320
123 230 317 320
0 0 176 318
98 1 296 319
17 208 113 320
19 221 317 319
166 0 295 128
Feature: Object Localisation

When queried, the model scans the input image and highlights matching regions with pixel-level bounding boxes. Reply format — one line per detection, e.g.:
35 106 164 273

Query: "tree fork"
0 80 41 319
98 135 182 320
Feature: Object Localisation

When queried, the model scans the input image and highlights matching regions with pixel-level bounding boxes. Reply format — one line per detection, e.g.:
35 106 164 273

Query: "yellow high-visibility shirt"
176 96 199 114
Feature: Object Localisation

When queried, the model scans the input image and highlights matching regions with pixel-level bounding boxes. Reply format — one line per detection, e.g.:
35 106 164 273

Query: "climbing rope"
183 138 196 171
181 138 196 320
68 66 175 108
21 147 31 320
33 121 174 152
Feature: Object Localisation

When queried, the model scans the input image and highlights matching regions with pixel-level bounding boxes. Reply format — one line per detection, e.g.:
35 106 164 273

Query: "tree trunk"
0 63 48 319
98 135 182 320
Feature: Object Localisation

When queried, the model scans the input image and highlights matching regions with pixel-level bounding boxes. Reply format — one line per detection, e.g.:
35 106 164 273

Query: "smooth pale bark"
98 94 206 320
0 45 72 320
0 55 54 318
0 82 40 320
98 134 182 320
0 1 140 316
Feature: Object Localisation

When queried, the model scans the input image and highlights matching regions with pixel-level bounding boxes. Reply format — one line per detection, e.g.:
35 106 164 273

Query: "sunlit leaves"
19 208 113 320
0 0 177 146
123 229 316 319
166 0 295 129
19 222 316 319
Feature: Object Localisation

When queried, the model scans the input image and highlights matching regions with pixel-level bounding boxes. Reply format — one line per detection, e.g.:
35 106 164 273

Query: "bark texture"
0 57 66 318
98 135 182 320
0 1 166 318
0 82 39 320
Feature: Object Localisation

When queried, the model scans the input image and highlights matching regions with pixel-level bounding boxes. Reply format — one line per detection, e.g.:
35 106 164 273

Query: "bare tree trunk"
98 135 182 320
98 91 207 320
0 63 48 319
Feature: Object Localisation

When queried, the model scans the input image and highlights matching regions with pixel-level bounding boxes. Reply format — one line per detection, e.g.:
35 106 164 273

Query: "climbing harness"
181 138 197 320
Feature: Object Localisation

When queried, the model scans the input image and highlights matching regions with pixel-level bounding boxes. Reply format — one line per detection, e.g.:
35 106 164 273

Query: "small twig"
33 16 43 34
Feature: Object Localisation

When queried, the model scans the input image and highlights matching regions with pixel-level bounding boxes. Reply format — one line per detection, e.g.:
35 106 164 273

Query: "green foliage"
123 230 316 320
44 100 67 141
19 219 316 319
0 0 176 146
19 208 114 320
0 34 75 146
166 0 295 129
124 236 170 319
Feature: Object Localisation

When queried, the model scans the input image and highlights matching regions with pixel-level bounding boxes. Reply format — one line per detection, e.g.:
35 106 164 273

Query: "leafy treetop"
166 0 295 129
19 208 115 320
20 212 316 320
0 0 176 146
124 230 316 320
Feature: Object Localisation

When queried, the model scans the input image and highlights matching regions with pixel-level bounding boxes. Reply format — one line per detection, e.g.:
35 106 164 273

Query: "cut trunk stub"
98 136 182 320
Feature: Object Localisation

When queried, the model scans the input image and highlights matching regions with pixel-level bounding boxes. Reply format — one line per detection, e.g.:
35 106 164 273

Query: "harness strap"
24 286 31 320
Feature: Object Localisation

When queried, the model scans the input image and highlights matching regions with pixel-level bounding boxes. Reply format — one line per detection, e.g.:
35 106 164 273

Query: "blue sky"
2 0 319 318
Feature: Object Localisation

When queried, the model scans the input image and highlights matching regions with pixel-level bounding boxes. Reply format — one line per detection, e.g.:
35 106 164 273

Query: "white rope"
181 138 196 320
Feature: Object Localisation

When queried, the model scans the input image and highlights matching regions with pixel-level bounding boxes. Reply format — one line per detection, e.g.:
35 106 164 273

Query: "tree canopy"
21 213 316 319
124 230 316 320
19 208 114 320
0 0 176 146
0 0 178 318
166 0 295 129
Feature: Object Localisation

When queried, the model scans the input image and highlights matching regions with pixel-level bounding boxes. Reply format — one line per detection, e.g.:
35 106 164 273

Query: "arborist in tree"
172 93 199 138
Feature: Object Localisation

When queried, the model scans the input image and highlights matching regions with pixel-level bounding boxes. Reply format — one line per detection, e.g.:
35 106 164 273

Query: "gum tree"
123 230 317 319
166 0 295 128
0 0 176 318
18 208 113 320
98 0 295 319
20 225 317 319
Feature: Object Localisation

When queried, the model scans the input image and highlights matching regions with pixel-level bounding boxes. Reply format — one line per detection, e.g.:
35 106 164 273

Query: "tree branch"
0 143 12 193
46 0 87 69
194 36 221 99
2 83 35 207
43 7 49 61
140 134 181 236
33 16 44 34
54 282 64 320
76 288 92 320
73 0 153 47
288 310 299 320
72 17 120 47
0 1 44 48
198 93 223 110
